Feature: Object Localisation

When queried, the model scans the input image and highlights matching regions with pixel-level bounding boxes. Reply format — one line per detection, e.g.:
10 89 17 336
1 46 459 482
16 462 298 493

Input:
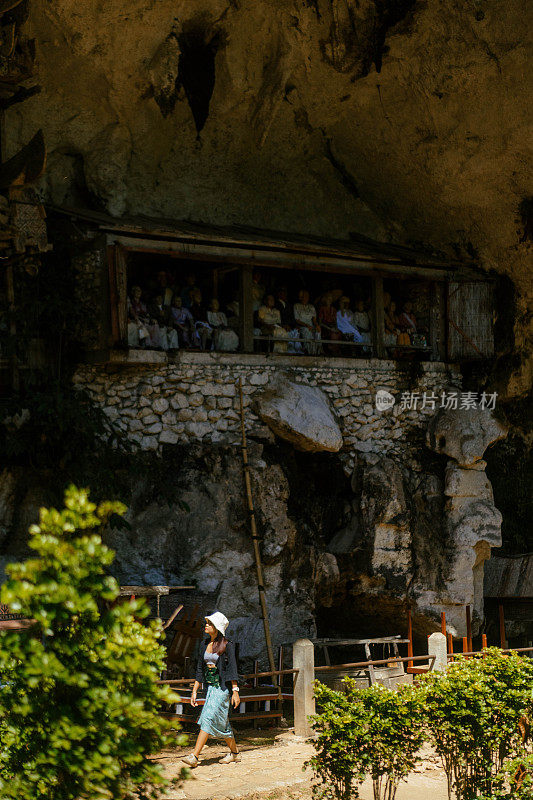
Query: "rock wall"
63 356 506 649
0 357 507 659
74 355 461 474
8 0 533 397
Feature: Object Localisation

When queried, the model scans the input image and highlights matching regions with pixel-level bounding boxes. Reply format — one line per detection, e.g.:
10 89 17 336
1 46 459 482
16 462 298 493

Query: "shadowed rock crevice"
518 197 533 242
320 0 417 77
372 0 418 73
177 20 224 134
324 137 360 199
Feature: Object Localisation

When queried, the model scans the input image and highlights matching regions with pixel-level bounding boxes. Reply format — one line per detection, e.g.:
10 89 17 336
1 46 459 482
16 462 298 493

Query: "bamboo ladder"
237 377 284 719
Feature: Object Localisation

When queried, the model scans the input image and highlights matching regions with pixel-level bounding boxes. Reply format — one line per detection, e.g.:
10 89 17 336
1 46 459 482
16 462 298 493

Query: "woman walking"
181 612 241 768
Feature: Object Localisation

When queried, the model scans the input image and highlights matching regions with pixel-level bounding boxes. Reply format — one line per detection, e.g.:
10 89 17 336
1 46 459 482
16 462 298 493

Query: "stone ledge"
92 348 460 374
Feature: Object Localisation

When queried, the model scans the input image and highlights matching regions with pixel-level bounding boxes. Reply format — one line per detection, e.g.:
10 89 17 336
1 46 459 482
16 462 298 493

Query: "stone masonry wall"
74 353 462 471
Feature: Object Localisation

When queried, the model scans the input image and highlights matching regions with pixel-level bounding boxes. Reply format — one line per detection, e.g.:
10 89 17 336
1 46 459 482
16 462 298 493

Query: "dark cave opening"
486 431 533 555
177 21 224 135
372 0 417 73
261 442 352 547
315 593 433 659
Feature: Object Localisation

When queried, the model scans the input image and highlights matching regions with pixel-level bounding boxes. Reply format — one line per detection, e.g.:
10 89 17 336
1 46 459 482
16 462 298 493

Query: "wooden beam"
407 608 413 671
115 245 128 343
371 274 385 358
107 246 120 345
111 235 461 280
429 282 446 361
239 264 253 353
5 262 19 391
499 603 506 649
466 604 472 653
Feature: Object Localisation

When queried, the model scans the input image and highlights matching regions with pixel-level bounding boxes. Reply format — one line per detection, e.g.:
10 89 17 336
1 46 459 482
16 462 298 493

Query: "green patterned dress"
197 660 234 739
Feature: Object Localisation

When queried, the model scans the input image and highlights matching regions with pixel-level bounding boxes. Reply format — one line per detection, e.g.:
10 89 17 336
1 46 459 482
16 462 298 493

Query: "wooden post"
482 633 488 649
499 603 506 649
371 273 386 358
239 264 254 352
430 282 446 361
5 262 19 391
293 639 315 737
238 378 279 702
466 605 472 653
462 636 468 654
440 611 447 636
407 607 413 671
447 633 454 655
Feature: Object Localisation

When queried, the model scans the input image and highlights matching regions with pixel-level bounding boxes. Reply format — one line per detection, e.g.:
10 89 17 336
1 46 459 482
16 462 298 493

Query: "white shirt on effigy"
294 303 316 327
352 311 370 332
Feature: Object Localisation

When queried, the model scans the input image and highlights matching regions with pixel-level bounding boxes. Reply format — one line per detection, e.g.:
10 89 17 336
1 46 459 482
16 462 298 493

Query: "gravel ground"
158 729 450 800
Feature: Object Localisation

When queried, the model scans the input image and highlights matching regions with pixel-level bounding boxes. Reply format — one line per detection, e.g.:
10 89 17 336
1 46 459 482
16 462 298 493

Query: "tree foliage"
0 486 184 800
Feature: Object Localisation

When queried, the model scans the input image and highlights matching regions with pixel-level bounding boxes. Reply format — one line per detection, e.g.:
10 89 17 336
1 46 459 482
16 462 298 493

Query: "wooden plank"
107 245 120 344
175 692 293 703
499 603 506 648
115 244 128 344
239 264 254 352
311 637 410 646
447 282 494 359
371 274 386 358
429 282 446 361
113 236 460 280
5 262 18 391
119 585 170 596
365 643 376 685
162 711 283 723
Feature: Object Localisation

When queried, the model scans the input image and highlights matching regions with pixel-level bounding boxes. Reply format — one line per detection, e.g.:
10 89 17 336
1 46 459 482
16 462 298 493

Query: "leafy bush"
422 649 533 800
490 753 533 799
307 679 426 800
0 486 184 800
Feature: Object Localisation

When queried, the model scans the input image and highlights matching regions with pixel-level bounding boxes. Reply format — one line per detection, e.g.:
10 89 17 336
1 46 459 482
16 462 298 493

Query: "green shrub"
422 648 533 800
489 753 533 799
0 485 185 800
307 679 426 800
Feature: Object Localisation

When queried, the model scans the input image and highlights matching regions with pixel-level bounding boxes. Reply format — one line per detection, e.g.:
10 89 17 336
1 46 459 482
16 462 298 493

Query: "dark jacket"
195 639 239 691
276 298 294 328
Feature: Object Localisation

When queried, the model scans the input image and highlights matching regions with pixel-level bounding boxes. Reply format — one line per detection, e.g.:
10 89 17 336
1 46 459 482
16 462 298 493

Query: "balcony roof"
49 204 485 281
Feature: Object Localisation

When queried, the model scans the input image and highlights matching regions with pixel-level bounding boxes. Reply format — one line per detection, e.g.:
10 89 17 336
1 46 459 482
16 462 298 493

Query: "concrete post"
293 638 315 737
428 632 448 671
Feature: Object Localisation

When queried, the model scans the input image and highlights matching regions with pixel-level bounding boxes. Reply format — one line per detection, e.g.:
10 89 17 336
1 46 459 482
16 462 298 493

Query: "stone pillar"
293 638 315 737
428 632 448 671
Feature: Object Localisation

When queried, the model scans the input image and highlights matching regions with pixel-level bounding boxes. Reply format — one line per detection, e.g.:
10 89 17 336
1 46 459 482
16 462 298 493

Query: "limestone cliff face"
8 0 532 395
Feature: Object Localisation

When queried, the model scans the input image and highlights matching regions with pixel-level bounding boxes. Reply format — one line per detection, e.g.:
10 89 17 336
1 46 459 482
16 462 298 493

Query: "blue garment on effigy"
197 665 233 739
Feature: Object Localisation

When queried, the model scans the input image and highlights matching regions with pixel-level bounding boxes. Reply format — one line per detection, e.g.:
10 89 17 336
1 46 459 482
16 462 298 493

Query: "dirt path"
159 730 450 800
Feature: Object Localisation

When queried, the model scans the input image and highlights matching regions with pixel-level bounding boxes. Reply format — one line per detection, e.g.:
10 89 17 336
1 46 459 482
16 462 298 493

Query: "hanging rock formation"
254 375 343 452
426 407 508 467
